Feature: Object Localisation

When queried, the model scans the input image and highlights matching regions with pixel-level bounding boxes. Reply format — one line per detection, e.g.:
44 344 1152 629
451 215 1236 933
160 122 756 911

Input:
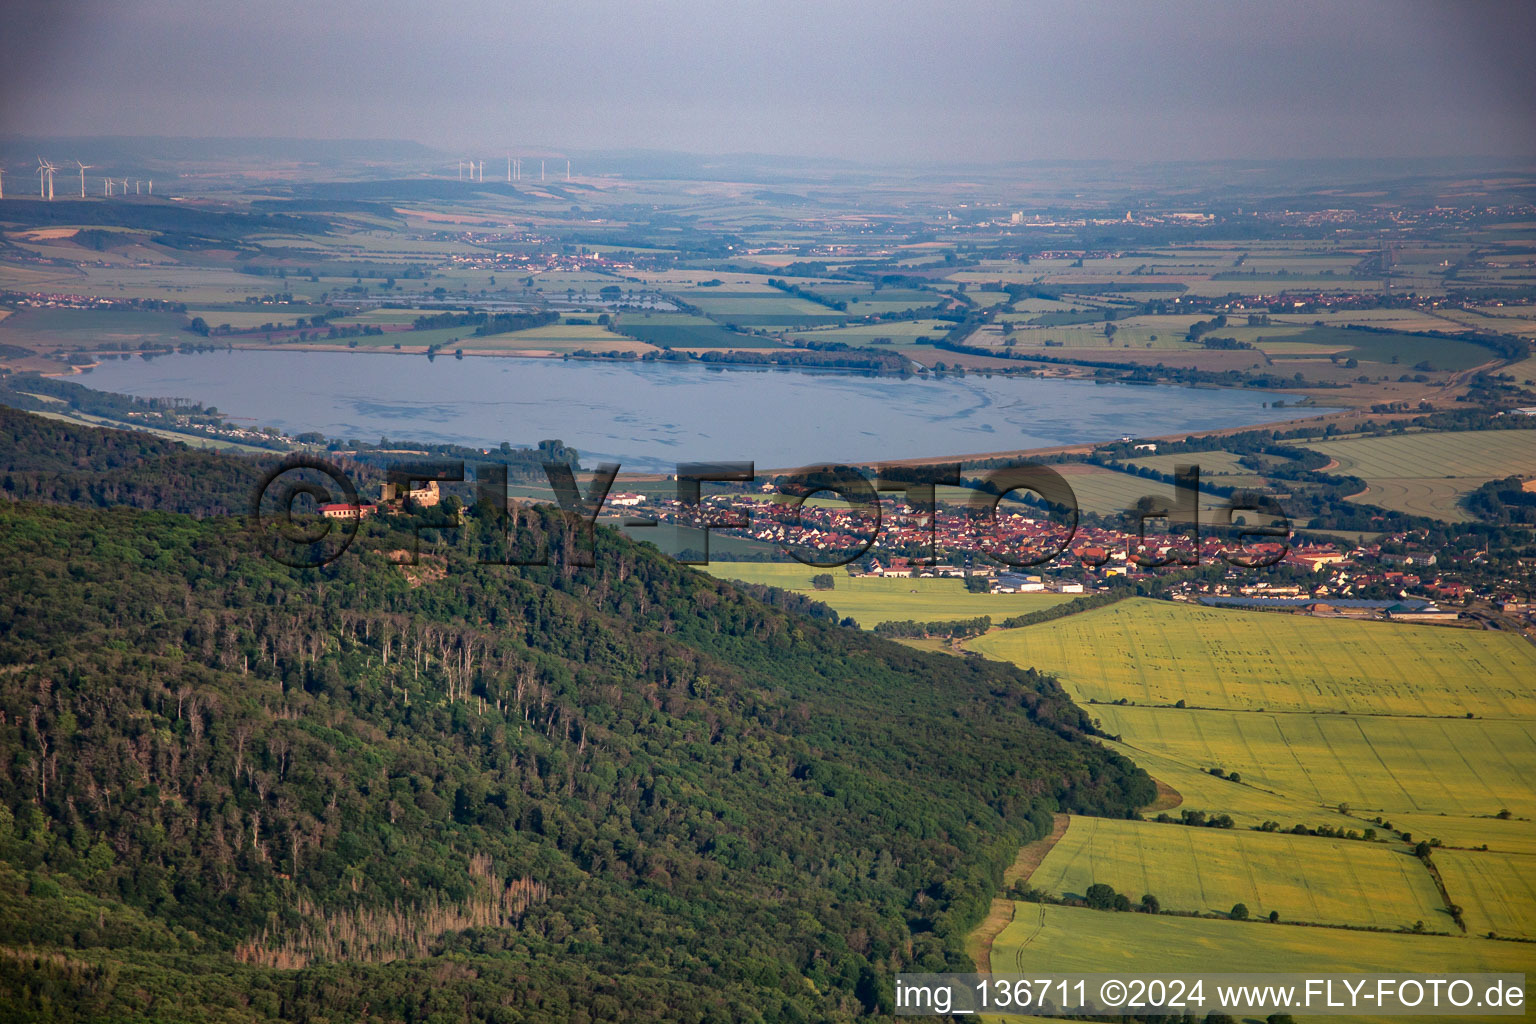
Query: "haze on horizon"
2 0 1534 166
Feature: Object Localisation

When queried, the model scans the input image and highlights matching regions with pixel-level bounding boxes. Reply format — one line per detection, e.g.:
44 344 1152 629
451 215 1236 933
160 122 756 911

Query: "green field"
1092 705 1536 818
702 562 1070 627
967 598 1536 718
1435 850 1536 939
1303 430 1536 521
0 306 190 349
1254 326 1495 371
1029 816 1446 930
613 312 782 348
992 902 1533 1014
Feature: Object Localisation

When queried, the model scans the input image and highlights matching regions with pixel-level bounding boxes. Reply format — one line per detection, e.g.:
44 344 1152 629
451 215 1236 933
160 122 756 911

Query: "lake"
79 350 1327 471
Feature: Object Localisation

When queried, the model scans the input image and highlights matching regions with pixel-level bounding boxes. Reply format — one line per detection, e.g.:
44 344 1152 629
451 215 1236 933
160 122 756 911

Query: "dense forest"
0 409 1151 1021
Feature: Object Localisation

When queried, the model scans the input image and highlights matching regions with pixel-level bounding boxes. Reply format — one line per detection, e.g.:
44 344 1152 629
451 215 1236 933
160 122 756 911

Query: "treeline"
347 437 580 483
872 616 991 639
996 593 1124 630
634 345 911 374
767 277 848 311
410 309 560 335
1463 476 1536 525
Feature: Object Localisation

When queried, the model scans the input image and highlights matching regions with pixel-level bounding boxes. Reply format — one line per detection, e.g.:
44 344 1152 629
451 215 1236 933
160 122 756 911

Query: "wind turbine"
37 158 57 200
76 161 93 198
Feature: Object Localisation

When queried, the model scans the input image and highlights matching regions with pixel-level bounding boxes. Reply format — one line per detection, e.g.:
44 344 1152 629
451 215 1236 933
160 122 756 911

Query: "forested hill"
0 411 1152 1021
0 405 270 517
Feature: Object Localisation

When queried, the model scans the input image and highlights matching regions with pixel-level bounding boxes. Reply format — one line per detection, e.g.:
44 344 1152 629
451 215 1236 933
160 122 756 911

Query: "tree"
811 574 835 591
1140 893 1160 914
1230 902 1250 920
1084 883 1118 910
1268 910 1279 923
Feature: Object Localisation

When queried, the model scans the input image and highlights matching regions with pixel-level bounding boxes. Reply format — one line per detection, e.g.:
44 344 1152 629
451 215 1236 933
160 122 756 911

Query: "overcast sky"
2 0 1533 163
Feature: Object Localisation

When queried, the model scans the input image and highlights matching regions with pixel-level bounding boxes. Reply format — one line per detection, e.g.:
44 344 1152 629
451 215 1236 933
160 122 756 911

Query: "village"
599 488 1536 630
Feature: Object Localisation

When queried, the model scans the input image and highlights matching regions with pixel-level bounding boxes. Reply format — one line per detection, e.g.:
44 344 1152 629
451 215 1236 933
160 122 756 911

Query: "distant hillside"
0 411 1151 1021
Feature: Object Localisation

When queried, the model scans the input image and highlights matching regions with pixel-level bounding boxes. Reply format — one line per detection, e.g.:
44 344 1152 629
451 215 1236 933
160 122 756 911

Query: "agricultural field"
0 306 191 350
702 562 1070 627
1093 734 1365 831
1303 429 1536 521
1090 705 1535 818
783 319 954 348
1434 850 1536 939
1050 462 1236 519
1254 326 1496 371
991 903 1532 1012
611 312 780 349
967 598 1536 717
1028 816 1446 930
1114 449 1272 488
1385 813 1536 856
468 322 648 354
970 594 1535 965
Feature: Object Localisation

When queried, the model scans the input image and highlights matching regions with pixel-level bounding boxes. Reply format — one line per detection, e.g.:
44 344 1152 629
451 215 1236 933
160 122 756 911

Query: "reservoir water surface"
80 350 1327 470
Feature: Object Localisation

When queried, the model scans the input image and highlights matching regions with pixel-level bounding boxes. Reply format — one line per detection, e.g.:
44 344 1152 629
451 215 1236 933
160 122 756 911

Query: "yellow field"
1093 705 1536 818
1385 813 1536 856
967 598 1536 718
968 594 1536 968
472 323 652 353
1028 816 1446 930
703 562 1070 627
1435 850 1536 939
992 902 1534 1024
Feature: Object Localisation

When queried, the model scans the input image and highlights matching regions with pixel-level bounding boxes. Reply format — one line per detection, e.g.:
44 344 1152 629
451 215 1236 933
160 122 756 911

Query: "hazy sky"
3 0 1534 163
